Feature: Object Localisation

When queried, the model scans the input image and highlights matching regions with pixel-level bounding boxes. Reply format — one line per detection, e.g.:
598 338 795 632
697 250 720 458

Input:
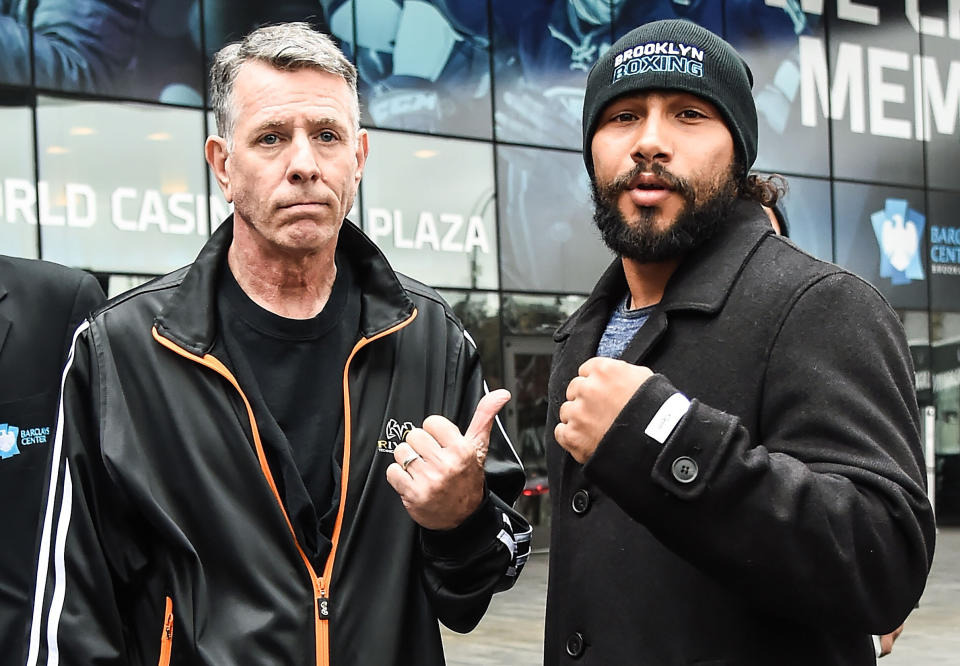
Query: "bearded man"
543 19 934 665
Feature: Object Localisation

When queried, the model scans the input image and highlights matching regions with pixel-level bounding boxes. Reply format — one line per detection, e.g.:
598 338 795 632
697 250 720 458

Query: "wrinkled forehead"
231 61 359 127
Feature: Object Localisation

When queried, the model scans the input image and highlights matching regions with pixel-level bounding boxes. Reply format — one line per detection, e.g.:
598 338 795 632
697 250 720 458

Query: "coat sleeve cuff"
585 373 739 502
420 493 501 561
584 373 681 482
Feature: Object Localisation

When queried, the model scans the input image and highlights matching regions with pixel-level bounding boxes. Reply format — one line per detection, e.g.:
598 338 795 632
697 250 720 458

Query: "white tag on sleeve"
644 393 691 444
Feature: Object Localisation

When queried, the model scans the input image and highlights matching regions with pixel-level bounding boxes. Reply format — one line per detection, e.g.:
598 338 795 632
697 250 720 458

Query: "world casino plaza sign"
0 178 229 236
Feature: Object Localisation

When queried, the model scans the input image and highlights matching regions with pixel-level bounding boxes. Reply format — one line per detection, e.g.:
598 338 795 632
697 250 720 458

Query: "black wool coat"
544 201 935 666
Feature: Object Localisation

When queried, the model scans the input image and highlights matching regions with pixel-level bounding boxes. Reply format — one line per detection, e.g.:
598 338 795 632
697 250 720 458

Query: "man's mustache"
606 162 693 200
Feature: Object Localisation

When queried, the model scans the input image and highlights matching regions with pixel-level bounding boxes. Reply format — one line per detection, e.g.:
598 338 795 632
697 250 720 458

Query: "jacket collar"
0 279 9 356
555 198 773 344
155 217 415 356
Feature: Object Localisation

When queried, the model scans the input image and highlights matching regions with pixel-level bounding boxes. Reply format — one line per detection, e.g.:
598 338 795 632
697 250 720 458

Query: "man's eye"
261 133 280 145
678 109 706 119
319 130 337 143
613 112 636 122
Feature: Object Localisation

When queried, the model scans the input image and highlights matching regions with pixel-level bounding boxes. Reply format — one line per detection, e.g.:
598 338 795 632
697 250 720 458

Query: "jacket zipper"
157 596 174 666
152 309 417 666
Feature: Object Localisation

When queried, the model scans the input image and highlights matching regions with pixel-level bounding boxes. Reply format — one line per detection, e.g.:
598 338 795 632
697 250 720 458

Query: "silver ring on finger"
401 452 421 472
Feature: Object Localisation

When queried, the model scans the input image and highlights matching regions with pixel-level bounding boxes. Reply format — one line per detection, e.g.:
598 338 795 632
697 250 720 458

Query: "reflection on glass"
721 1 829 176
901 309 932 406
931 311 960 523
37 97 211 273
826 5 924 186
0 95 38 258
771 173 832 261
927 191 960 312
502 292 584 336
920 30 960 192
500 292 583 548
361 130 498 289
832 181 928 311
326 0 492 138
0 4 30 87
1 0 202 102
491 0 614 149
437 289 502 389
204 2 331 74
497 145 611 293
106 274 154 299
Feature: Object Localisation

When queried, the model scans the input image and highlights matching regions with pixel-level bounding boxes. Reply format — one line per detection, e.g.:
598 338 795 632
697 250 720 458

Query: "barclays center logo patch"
377 418 414 454
871 198 925 286
611 41 705 83
0 423 51 460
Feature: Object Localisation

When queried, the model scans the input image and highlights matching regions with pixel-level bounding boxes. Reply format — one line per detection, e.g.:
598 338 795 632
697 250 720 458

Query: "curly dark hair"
740 172 788 208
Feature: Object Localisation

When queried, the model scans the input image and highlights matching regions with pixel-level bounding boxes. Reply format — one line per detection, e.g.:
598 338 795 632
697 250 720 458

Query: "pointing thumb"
464 389 511 454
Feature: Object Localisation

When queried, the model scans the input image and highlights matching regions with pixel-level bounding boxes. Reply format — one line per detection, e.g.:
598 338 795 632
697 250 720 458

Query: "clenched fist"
555 357 652 463
386 389 511 530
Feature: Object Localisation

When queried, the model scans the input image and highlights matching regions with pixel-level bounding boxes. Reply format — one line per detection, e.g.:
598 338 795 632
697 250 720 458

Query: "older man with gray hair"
26 22 529 666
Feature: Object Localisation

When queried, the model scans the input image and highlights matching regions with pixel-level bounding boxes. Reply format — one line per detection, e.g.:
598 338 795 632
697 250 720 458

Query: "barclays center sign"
871 198 960 285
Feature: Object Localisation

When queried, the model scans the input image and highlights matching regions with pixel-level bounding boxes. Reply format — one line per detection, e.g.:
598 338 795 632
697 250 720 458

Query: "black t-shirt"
216 252 360 565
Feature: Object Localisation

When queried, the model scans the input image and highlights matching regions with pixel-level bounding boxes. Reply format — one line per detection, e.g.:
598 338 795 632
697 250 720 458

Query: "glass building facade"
2 1 959 541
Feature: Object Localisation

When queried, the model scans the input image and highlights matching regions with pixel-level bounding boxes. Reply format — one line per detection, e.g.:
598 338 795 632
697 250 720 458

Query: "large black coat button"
565 632 585 658
671 456 699 483
571 489 591 514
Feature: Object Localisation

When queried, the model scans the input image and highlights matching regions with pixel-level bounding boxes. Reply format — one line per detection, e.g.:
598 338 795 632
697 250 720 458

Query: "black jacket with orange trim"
26 219 530 666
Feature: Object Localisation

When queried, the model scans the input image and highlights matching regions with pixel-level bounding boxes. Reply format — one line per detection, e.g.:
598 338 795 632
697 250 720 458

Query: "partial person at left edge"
24 21 530 666
0 0 144 92
0 256 105 664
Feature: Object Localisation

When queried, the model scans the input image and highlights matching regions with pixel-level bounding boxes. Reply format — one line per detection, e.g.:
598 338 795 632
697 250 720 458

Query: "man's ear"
354 128 369 184
205 135 233 203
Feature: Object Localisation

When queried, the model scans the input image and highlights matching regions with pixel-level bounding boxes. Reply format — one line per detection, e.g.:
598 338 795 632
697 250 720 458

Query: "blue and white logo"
0 424 21 459
612 41 705 83
871 198 925 286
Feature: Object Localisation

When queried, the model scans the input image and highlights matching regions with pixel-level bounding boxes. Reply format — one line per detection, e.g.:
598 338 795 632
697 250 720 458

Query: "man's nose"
630 112 672 165
287 134 321 183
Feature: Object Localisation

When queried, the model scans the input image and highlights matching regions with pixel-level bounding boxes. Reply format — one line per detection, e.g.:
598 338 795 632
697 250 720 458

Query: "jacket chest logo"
0 423 52 460
377 418 414 453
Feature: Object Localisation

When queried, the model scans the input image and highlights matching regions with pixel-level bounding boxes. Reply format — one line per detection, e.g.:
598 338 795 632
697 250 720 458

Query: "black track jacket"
26 219 530 666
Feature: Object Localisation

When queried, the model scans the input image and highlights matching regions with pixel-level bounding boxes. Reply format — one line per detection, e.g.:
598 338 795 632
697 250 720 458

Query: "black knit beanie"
582 19 758 178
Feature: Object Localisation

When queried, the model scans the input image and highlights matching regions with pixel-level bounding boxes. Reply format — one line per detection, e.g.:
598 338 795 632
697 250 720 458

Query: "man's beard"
591 160 740 263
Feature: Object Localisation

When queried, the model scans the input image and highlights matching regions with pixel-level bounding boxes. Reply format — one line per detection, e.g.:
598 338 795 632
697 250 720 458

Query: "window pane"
0 7 31 87
931 311 960 522
827 4 924 186
37 98 210 273
723 3 830 177
501 292 584 550
921 29 960 192
492 1 611 149
775 174 833 262
204 2 333 67
330 0 493 138
2 2 203 103
833 181 928 311
929 191 960 312
497 144 611 293
437 289 502 389
0 93 37 258
361 130 498 289
502 292 584 336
